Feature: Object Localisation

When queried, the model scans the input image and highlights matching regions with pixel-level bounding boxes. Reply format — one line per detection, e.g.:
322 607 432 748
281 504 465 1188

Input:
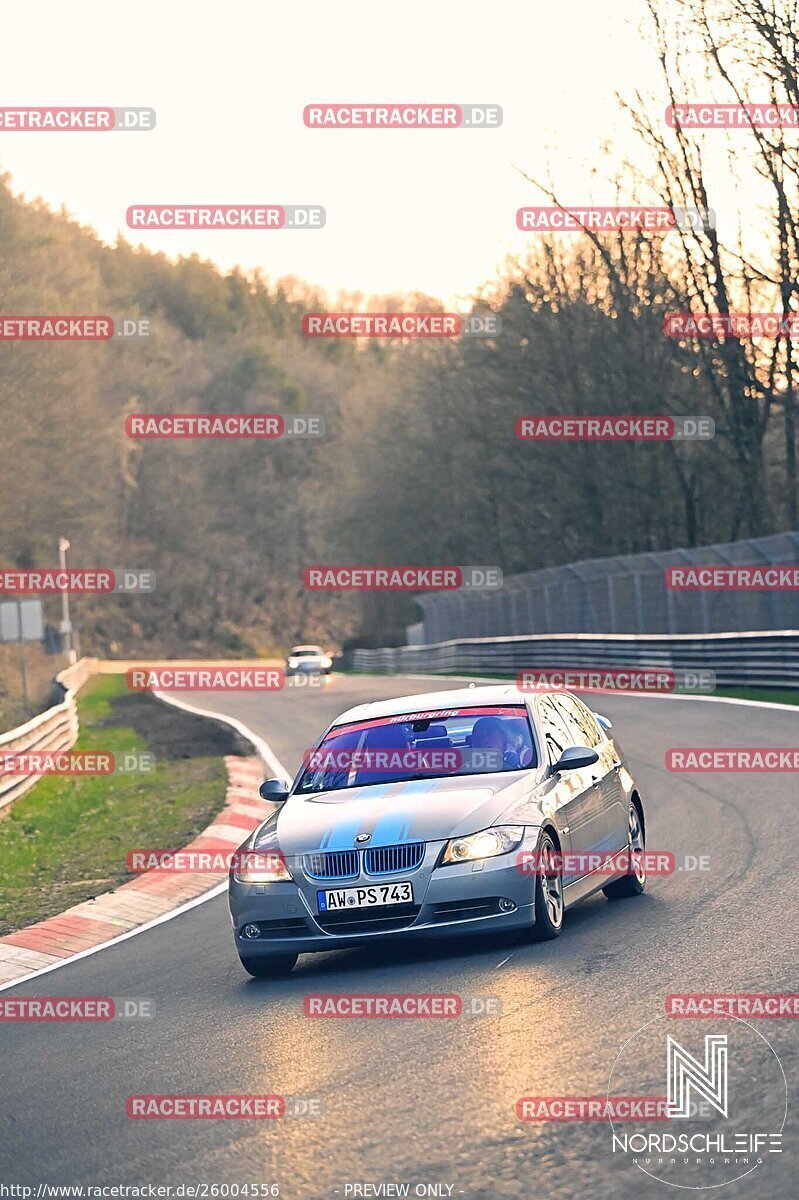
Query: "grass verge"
711 687 799 707
0 674 237 935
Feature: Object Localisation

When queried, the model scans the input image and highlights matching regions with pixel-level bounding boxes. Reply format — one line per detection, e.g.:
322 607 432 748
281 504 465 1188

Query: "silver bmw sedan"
228 684 647 976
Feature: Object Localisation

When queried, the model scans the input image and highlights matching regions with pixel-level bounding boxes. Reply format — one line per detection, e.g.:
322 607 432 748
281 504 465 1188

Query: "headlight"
441 825 524 865
233 851 293 884
288 657 299 668
320 656 332 668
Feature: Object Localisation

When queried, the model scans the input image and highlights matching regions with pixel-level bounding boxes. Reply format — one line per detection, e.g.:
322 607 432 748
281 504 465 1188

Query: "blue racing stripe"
321 785 393 849
369 779 432 845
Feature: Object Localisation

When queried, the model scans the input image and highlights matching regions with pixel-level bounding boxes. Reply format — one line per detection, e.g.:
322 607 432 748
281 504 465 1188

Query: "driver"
470 716 517 770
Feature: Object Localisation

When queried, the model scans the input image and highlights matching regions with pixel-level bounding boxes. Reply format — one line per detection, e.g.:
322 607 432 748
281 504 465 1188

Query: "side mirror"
259 778 291 804
552 746 600 773
593 711 612 731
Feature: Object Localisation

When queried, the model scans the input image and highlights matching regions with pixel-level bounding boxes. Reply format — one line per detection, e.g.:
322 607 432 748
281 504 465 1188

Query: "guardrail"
340 630 799 689
0 658 281 817
0 658 98 815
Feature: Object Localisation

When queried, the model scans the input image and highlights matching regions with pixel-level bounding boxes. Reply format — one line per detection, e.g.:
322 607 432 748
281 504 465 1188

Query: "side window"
537 697 570 764
556 695 602 748
551 696 582 746
572 698 604 747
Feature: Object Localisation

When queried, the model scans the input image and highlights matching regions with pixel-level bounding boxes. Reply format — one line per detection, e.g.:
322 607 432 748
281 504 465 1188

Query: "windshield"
295 705 537 793
292 646 322 657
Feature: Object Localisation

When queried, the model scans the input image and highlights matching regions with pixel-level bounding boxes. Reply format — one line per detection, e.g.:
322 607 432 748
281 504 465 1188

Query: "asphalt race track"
1 674 797 1199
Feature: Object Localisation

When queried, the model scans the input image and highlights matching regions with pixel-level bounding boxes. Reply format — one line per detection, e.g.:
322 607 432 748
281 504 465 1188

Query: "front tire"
239 953 298 978
603 802 646 899
528 831 564 941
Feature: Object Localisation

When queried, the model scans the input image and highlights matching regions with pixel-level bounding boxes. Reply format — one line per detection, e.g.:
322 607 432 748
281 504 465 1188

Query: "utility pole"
16 599 29 711
58 536 77 664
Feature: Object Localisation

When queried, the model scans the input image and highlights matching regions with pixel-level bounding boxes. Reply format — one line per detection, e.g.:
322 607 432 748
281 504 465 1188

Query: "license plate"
318 881 413 912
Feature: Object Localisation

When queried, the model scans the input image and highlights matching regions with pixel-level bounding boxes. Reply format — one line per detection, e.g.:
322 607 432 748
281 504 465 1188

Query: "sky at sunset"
1 0 770 304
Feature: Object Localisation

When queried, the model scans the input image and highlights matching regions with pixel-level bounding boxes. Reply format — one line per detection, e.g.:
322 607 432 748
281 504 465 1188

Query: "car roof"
331 684 543 726
292 645 323 652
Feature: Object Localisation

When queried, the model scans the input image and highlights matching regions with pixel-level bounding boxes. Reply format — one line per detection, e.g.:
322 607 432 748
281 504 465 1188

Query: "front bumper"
229 835 538 957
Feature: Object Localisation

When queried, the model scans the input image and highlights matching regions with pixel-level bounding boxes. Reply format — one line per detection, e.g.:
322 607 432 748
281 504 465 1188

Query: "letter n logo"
667 1034 728 1118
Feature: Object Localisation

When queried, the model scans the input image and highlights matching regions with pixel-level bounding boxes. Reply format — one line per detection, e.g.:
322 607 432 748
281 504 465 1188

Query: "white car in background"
286 645 333 675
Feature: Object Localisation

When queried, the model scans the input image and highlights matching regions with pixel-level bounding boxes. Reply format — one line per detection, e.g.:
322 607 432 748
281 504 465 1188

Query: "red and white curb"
0 692 287 991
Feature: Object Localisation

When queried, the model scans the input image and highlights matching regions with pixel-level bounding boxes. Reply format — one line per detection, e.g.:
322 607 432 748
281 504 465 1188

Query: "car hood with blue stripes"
272 771 538 853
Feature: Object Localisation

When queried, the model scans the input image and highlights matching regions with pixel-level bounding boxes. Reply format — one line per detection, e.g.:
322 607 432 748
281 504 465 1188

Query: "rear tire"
239 953 298 978
528 831 564 941
603 802 646 899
